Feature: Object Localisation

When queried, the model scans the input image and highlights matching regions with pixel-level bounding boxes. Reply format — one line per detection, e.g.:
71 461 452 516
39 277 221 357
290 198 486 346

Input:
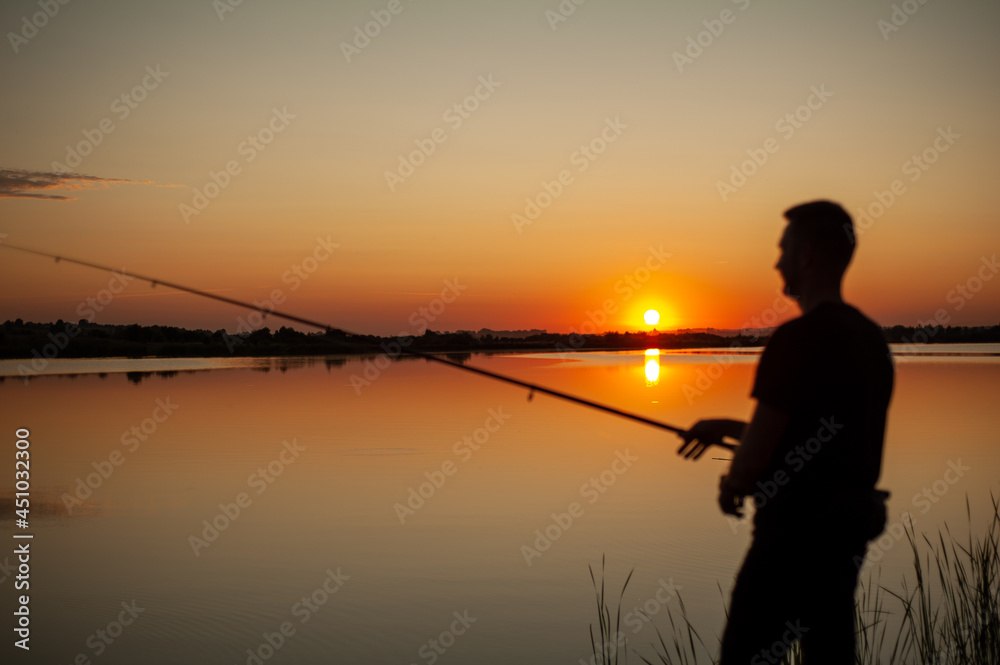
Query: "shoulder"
829 303 890 348
762 314 810 351
756 316 809 376
774 303 884 342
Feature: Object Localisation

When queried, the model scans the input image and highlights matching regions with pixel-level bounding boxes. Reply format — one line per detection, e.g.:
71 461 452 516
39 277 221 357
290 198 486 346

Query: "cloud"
0 168 155 201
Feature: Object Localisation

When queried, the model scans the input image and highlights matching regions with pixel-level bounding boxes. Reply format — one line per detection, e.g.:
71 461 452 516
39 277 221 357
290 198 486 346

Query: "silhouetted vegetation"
1 319 997 360
881 323 1000 345
597 495 1000 665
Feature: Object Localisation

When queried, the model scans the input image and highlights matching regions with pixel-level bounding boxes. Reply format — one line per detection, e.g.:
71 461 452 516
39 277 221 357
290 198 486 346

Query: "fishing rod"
1 243 736 452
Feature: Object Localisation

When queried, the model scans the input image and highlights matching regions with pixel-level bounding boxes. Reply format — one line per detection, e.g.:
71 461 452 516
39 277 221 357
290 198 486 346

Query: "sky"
1 0 998 335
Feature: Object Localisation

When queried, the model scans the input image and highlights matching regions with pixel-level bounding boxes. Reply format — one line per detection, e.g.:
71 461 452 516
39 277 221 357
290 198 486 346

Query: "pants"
719 524 870 665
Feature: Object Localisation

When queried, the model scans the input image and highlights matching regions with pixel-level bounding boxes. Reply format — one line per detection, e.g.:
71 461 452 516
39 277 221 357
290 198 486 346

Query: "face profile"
775 226 801 300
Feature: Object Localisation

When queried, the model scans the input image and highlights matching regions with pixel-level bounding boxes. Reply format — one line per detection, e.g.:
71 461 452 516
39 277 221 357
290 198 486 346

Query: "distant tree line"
880 324 1000 345
0 319 997 361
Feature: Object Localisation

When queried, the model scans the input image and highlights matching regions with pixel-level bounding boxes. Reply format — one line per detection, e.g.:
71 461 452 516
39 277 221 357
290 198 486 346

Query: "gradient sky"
1 0 998 335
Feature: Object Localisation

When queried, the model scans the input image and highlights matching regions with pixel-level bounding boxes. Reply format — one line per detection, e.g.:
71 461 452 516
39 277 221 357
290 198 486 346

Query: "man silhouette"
678 200 894 664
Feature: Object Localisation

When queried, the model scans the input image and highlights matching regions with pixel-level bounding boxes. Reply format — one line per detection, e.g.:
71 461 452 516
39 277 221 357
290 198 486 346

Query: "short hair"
783 200 855 273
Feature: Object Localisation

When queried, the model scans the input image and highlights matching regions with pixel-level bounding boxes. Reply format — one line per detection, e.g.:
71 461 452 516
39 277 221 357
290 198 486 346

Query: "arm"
718 400 789 516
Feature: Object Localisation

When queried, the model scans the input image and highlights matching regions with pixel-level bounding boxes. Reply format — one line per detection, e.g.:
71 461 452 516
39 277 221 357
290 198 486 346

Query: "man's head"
775 200 855 299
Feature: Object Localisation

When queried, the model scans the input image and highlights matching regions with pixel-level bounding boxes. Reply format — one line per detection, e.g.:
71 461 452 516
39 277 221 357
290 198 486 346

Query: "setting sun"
644 309 660 326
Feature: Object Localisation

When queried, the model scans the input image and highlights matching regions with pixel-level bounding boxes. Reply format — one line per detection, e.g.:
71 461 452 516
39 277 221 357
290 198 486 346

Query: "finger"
694 438 725 460
685 441 705 459
679 438 700 458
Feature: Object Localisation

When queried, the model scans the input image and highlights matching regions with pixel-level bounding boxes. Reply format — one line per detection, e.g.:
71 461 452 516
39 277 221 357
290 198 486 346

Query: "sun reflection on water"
644 348 660 385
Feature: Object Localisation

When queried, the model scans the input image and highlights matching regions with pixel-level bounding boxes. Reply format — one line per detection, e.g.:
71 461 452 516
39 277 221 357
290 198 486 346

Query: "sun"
643 309 660 326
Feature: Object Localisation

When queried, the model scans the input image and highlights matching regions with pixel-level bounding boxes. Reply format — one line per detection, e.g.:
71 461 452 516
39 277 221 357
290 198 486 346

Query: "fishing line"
1 243 735 450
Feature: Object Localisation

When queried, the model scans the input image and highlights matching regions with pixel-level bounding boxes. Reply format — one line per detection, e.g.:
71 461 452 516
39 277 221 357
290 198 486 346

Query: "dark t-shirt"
750 302 894 531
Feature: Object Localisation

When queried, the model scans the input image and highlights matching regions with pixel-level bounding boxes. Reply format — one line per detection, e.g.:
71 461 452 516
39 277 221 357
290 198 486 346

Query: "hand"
677 419 740 460
718 474 745 517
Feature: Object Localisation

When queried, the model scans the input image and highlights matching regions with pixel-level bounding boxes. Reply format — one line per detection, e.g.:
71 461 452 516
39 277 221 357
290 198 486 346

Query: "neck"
795 281 844 314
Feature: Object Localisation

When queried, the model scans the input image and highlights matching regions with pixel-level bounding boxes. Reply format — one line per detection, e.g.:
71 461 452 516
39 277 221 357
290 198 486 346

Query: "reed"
591 493 999 665
882 493 1000 664
588 554 635 665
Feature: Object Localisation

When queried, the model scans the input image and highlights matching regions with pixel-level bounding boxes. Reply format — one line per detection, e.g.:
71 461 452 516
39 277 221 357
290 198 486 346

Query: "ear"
797 240 817 268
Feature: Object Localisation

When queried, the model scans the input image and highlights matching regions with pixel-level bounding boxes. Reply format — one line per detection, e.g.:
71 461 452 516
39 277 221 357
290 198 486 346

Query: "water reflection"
644 348 660 386
0 349 998 664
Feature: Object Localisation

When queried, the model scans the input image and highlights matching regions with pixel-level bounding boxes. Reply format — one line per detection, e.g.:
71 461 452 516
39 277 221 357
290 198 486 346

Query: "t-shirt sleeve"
751 325 804 413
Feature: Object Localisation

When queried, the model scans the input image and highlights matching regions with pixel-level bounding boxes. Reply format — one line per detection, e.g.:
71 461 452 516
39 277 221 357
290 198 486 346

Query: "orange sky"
1 0 998 335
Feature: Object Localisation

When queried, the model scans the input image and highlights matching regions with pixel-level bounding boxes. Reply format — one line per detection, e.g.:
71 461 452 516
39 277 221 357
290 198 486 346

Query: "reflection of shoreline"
0 355 356 382
6 345 999 384
0 489 98 520
3 344 1000 381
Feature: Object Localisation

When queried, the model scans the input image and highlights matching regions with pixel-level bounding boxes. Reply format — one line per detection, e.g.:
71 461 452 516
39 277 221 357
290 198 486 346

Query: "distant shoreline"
2 344 998 383
2 319 998 363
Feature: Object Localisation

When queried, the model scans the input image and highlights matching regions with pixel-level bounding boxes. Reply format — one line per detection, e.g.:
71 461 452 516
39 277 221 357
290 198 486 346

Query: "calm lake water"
1 346 999 664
